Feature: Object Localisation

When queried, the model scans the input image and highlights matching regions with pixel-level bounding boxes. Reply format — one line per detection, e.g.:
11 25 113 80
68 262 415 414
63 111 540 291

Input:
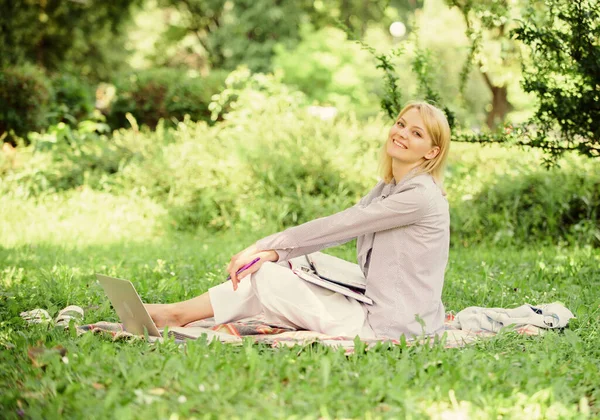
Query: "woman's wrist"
262 250 279 262
254 241 280 263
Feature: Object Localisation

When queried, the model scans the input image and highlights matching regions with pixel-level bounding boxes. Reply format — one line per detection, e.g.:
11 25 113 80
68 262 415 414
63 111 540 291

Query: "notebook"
288 253 373 305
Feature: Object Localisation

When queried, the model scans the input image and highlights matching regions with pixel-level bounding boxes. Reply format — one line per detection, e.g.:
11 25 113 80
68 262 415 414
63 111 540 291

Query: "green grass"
1 189 599 419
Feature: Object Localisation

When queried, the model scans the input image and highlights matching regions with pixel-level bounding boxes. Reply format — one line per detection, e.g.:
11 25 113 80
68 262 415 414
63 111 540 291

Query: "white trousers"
208 262 376 338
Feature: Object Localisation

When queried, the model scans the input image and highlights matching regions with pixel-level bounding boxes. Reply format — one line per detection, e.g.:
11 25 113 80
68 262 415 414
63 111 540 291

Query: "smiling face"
386 107 440 167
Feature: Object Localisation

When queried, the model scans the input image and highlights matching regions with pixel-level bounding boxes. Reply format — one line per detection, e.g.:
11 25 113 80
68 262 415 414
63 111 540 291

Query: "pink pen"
227 257 261 280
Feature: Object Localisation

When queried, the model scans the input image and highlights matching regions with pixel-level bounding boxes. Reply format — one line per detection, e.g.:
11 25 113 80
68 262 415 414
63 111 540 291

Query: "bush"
106 68 227 129
117 71 382 232
448 148 600 247
0 65 52 143
3 70 598 247
0 116 128 198
48 73 95 125
273 26 383 117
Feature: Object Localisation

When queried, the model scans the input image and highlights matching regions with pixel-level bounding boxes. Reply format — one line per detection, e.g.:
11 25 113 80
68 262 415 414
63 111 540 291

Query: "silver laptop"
304 252 367 291
96 274 226 341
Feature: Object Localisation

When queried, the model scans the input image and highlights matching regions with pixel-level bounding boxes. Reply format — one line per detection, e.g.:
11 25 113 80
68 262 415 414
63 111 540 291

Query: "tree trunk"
340 0 352 31
482 72 513 129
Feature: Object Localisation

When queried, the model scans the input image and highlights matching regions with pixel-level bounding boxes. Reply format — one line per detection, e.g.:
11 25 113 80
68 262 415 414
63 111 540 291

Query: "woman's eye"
414 131 422 137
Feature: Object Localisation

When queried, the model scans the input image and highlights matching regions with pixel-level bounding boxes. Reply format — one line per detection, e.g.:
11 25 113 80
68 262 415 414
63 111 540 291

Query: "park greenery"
1 0 599 417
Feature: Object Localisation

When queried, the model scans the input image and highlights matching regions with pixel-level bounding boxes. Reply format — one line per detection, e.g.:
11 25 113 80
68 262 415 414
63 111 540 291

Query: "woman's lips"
393 139 407 149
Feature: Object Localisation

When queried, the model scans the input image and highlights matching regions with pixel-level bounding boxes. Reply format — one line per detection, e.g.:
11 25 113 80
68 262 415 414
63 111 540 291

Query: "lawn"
1 188 599 419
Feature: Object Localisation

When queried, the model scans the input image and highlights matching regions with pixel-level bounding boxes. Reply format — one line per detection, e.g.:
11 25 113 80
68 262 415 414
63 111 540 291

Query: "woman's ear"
425 146 440 160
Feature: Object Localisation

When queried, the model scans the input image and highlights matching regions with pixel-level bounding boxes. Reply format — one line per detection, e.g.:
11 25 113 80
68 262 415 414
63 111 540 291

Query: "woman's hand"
227 244 278 291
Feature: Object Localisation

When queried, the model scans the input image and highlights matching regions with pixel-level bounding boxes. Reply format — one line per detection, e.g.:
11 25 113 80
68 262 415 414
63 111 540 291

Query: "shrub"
106 68 227 129
448 150 600 247
3 70 598 247
48 73 95 125
273 26 383 117
0 116 129 198
0 65 52 143
116 71 383 232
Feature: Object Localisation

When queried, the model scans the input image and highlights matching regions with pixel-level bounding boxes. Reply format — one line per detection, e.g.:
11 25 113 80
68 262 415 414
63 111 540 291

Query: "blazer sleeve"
255 184 432 261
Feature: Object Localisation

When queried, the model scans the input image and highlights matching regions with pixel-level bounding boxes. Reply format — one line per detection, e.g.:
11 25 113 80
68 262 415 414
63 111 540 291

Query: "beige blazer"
256 172 450 338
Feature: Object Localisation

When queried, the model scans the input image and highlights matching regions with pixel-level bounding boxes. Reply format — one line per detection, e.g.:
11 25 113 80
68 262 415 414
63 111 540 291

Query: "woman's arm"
255 184 432 261
226 183 384 290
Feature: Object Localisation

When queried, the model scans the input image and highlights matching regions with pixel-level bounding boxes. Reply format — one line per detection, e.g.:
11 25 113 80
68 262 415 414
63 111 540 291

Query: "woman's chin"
386 144 400 158
386 147 405 160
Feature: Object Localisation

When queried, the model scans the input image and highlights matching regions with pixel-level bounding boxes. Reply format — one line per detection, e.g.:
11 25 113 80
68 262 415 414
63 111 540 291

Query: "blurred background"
0 0 544 134
0 0 598 248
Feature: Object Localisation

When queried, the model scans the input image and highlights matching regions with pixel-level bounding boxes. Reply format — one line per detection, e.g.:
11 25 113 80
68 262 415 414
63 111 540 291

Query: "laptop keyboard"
162 330 193 340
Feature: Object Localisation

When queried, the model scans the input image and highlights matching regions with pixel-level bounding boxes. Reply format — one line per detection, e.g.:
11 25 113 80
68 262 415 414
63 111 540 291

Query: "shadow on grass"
0 231 250 325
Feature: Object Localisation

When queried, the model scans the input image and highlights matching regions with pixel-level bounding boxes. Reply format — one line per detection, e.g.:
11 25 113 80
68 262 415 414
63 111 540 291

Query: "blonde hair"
379 101 451 186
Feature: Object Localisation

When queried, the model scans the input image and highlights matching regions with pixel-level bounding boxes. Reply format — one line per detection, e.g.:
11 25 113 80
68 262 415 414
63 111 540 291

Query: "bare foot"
145 304 183 328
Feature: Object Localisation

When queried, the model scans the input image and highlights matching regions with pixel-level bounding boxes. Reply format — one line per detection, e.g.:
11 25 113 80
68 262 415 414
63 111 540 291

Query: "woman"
148 100 451 339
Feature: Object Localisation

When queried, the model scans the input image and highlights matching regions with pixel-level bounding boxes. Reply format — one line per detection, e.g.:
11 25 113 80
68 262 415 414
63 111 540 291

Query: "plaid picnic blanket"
75 318 295 342
75 312 546 353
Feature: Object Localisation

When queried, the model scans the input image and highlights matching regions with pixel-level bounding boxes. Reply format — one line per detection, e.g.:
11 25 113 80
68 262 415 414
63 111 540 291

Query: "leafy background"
1 0 599 417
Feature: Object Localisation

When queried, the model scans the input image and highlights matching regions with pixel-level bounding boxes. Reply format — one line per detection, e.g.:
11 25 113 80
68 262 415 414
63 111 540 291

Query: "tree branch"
481 71 494 90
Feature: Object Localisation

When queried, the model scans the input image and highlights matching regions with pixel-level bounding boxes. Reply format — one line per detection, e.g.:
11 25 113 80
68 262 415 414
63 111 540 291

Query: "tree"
332 0 424 38
371 0 599 162
153 0 423 73
444 0 524 129
513 0 599 160
0 0 141 80
156 0 316 72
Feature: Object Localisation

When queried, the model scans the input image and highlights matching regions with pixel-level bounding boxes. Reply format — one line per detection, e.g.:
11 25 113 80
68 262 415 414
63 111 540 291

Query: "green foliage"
444 0 520 90
364 0 598 162
411 46 457 129
273 26 383 116
370 47 405 122
0 65 52 143
357 39 457 127
156 0 313 72
116 70 379 232
443 0 525 130
151 0 418 73
0 0 141 81
48 74 96 126
395 0 496 128
0 68 97 143
444 0 599 161
206 67 294 122
107 68 226 129
0 117 126 198
513 0 600 160
449 153 600 247
315 0 418 39
2 74 598 247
